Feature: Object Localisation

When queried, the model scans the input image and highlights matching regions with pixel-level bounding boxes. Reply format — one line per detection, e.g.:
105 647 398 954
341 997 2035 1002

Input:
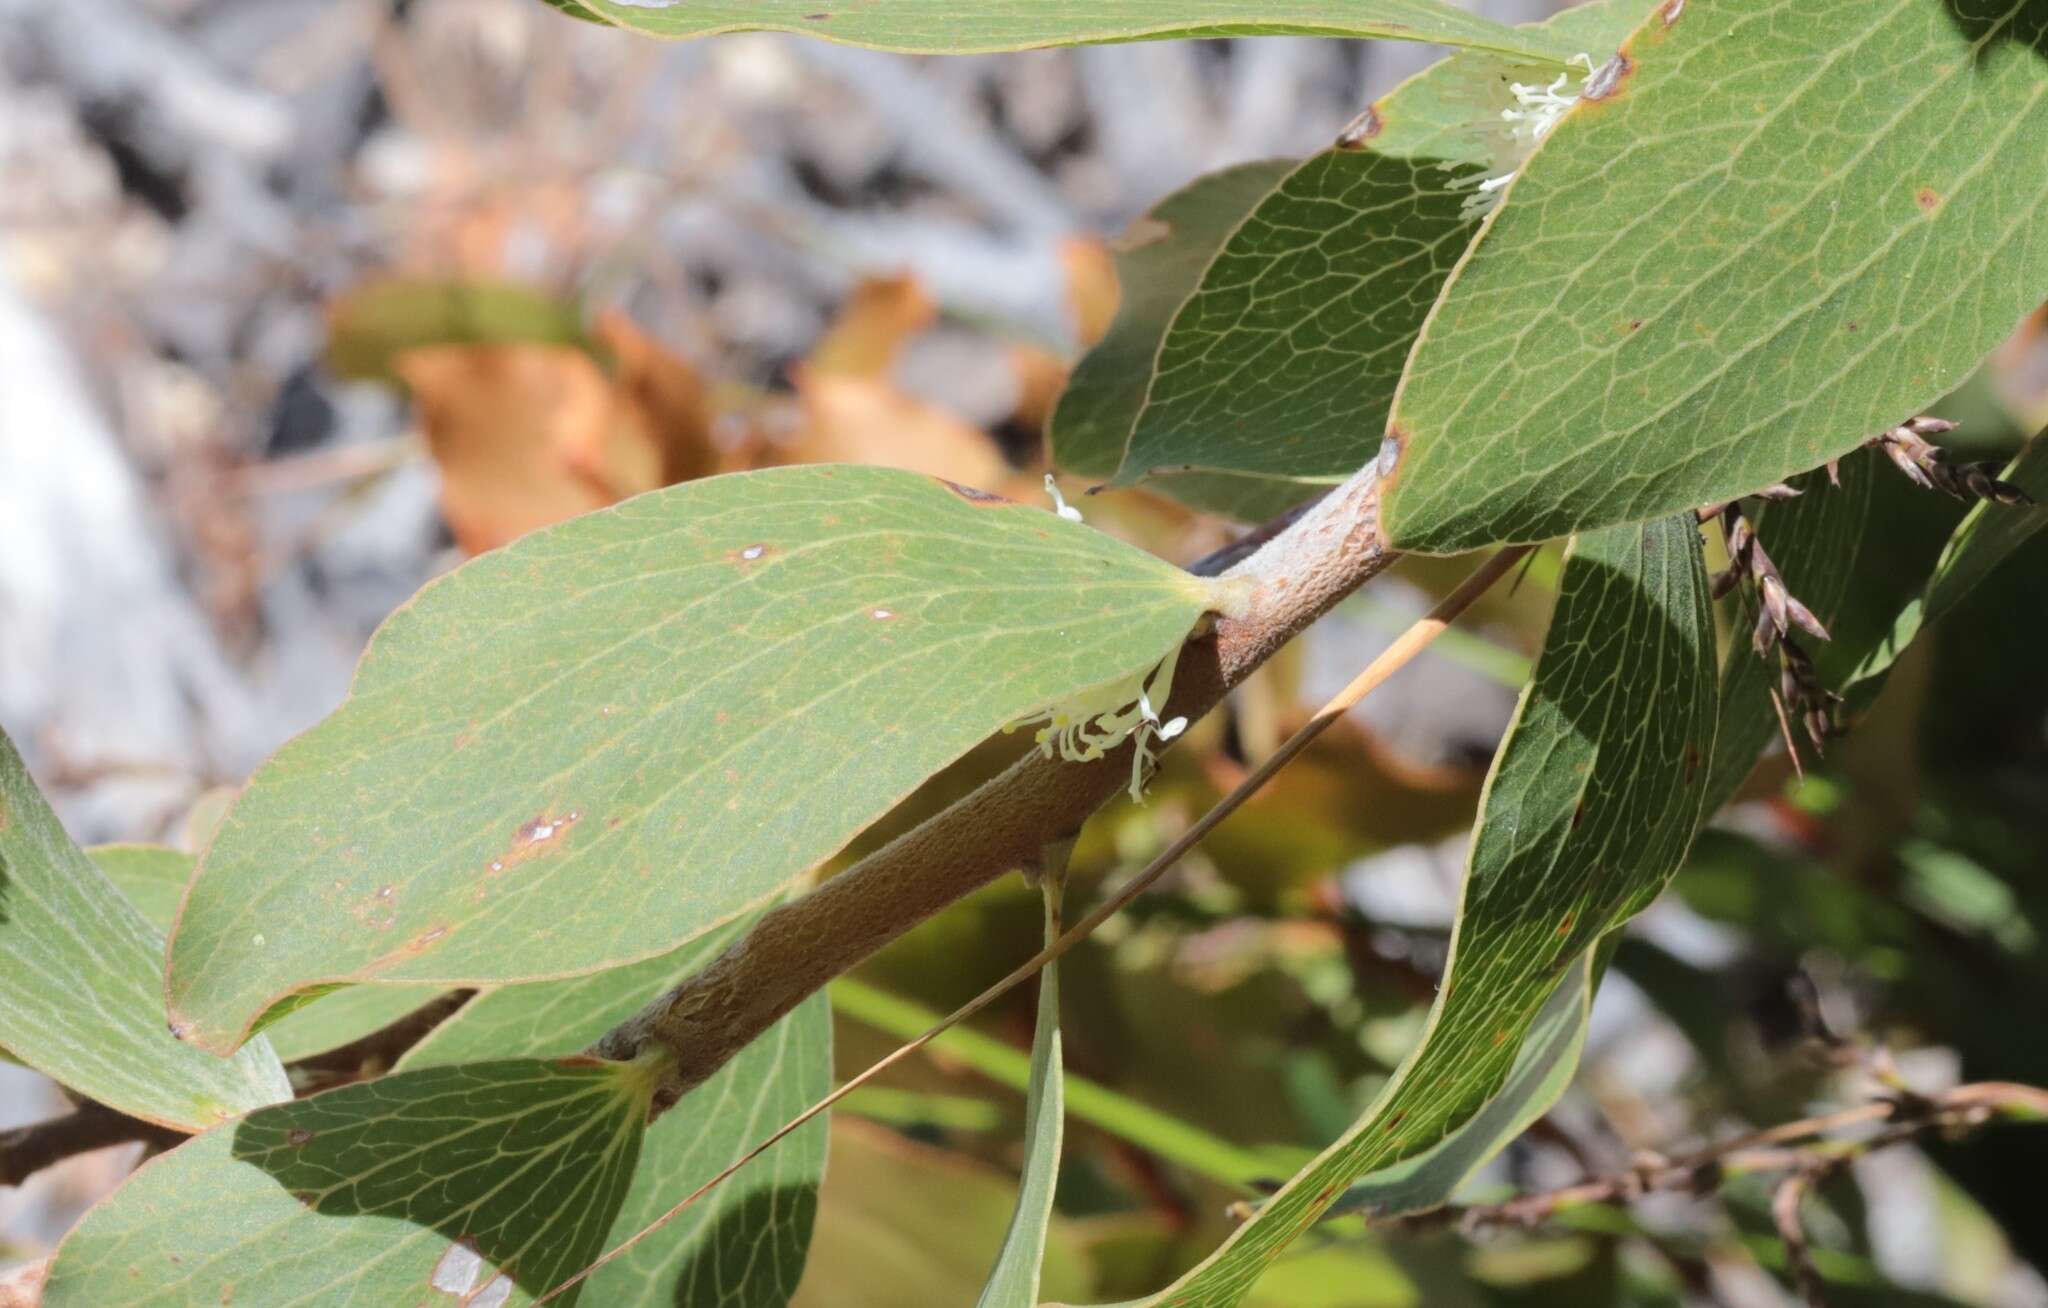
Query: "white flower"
1500 53 1596 145
1045 474 1084 523
1466 53 1597 204
1008 652 1189 802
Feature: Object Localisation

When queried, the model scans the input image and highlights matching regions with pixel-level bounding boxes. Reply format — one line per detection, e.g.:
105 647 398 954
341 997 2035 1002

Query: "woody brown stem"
0 1101 181 1191
593 462 1396 1113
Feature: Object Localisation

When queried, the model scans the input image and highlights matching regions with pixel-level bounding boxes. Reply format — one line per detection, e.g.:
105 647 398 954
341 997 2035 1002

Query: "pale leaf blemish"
431 1240 484 1296
739 544 767 561
869 607 896 621
285 1127 315 1147
1582 52 1632 102
466 1277 513 1308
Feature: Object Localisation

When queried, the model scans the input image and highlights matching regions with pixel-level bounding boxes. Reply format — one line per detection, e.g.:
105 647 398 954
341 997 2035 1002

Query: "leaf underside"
90 844 447 1065
973 888 1066 1308
168 465 1214 1054
1064 0 1654 517
1383 0 2048 554
1107 514 1717 1307
0 733 287 1131
42 1058 650 1308
565 1 1581 62
400 914 831 1308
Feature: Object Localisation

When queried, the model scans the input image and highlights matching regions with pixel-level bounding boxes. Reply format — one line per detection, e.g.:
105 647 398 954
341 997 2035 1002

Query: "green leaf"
1075 0 1654 511
1051 160 1305 522
1846 426 2048 690
1699 457 1876 813
1324 949 1595 1221
168 465 1219 1054
974 883 1066 1308
0 731 287 1130
41 1057 652 1308
1101 514 1717 1307
402 918 830 1308
89 844 448 1064
561 2 1582 63
1382 0 2048 554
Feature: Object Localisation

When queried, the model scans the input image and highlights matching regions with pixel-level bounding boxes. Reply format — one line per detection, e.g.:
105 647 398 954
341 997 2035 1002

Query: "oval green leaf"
562 2 1582 63
1382 0 2048 553
401 915 831 1308
0 731 287 1130
90 844 449 1065
1105 513 1717 1307
42 1057 653 1308
169 465 1217 1054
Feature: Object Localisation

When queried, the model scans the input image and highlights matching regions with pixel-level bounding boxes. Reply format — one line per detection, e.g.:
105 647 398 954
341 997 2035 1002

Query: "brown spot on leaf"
486 810 581 876
1556 913 1575 937
1380 1110 1409 1132
1492 1028 1510 1045
1915 187 1942 214
416 925 449 948
1570 799 1586 829
555 1054 605 1069
1683 744 1701 784
935 477 1012 505
1336 105 1384 149
805 10 829 18
286 1127 315 1147
1626 318 1644 333
291 1190 319 1210
1582 53 1632 101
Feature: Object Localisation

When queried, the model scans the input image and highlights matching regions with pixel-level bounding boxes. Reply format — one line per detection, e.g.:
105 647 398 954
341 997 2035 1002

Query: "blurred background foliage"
1 0 2045 1303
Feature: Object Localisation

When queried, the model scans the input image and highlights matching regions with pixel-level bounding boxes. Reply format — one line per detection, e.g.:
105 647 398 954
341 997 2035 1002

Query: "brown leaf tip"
1583 53 1632 101
934 477 1013 506
1336 106 1384 149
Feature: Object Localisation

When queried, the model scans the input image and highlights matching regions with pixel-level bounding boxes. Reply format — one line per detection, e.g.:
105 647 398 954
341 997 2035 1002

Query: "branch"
1393 1078 2048 1243
287 991 474 1090
544 537 1520 1304
594 462 1394 1112
0 1100 181 1191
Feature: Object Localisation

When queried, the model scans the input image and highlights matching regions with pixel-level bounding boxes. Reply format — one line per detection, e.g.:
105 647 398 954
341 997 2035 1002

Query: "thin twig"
1772 1167 1831 1308
1394 1078 2046 1239
594 462 1396 1107
536 545 1531 1304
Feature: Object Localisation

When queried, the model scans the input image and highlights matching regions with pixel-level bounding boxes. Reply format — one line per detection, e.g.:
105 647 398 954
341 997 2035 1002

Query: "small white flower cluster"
1009 654 1188 802
1476 53 1596 196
